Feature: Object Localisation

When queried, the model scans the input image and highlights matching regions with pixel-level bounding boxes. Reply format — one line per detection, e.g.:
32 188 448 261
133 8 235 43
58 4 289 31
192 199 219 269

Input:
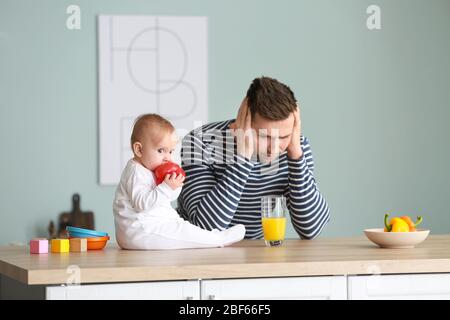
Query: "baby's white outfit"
113 159 246 250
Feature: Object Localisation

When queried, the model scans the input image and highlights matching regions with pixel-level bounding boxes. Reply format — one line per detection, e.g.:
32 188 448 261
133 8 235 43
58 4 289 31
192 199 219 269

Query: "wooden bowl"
364 228 430 249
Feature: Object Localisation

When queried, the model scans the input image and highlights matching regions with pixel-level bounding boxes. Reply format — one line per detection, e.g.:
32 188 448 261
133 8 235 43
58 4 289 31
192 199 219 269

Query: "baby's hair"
130 113 175 150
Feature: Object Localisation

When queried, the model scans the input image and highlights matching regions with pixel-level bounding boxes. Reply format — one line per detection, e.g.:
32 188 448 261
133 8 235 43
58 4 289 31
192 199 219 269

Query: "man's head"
131 114 178 170
246 77 298 162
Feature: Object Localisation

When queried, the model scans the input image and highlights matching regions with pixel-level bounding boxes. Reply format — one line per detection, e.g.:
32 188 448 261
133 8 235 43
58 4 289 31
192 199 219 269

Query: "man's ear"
133 142 143 157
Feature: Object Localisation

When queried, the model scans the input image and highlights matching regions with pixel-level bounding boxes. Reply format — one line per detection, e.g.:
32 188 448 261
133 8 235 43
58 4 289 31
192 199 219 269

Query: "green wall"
1 0 449 245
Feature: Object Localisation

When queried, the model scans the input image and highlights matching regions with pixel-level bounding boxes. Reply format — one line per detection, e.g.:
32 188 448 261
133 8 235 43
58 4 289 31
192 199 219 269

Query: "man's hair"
130 113 175 150
246 76 297 121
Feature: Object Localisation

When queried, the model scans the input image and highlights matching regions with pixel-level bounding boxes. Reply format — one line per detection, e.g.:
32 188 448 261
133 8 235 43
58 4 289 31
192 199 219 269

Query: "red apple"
154 162 186 185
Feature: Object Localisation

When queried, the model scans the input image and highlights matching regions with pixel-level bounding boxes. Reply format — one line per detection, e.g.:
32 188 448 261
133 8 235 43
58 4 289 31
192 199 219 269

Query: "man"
177 77 330 239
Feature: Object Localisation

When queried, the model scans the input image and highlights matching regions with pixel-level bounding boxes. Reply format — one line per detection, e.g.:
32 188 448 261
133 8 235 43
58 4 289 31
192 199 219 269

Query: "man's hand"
229 98 255 160
286 104 303 160
164 173 185 190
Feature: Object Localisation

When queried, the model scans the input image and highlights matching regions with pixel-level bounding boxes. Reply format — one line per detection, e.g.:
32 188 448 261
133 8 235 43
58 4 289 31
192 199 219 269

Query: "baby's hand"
164 173 185 190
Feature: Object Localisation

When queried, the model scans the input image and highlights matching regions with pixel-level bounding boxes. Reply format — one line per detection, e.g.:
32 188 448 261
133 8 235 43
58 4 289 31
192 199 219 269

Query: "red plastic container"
71 236 110 250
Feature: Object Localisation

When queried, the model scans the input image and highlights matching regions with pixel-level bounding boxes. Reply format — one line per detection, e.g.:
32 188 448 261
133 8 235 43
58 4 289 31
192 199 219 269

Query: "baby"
113 113 246 250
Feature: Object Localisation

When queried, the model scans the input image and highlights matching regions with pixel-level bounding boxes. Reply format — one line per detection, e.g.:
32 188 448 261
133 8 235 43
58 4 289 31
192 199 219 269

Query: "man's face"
251 112 294 163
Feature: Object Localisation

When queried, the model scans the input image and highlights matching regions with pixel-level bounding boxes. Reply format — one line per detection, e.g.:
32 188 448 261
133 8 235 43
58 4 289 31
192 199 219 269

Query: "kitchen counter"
1 235 450 286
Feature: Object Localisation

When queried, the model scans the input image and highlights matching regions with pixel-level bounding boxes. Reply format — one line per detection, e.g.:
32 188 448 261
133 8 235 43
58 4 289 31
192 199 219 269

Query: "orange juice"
262 217 286 241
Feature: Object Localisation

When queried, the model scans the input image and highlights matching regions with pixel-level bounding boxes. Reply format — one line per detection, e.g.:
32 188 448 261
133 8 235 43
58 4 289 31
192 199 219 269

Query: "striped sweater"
177 119 330 239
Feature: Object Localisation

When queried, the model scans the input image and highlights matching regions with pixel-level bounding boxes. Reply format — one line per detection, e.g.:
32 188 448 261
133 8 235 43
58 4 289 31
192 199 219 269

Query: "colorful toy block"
69 238 87 252
30 238 48 254
51 239 70 253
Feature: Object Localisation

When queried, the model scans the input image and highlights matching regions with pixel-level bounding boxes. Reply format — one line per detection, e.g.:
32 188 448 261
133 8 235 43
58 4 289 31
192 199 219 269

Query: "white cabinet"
201 276 347 300
46 280 200 300
7 273 450 300
348 273 450 300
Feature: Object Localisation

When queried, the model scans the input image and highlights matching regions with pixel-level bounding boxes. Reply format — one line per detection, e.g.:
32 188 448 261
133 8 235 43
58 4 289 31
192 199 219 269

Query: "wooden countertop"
1 235 450 285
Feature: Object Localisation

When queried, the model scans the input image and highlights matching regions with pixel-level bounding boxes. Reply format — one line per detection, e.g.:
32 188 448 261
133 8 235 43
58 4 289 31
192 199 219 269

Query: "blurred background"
1 0 449 245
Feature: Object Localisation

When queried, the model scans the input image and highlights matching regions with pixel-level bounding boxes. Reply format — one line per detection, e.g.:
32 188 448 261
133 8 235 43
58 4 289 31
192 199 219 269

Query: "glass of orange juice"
261 196 287 247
